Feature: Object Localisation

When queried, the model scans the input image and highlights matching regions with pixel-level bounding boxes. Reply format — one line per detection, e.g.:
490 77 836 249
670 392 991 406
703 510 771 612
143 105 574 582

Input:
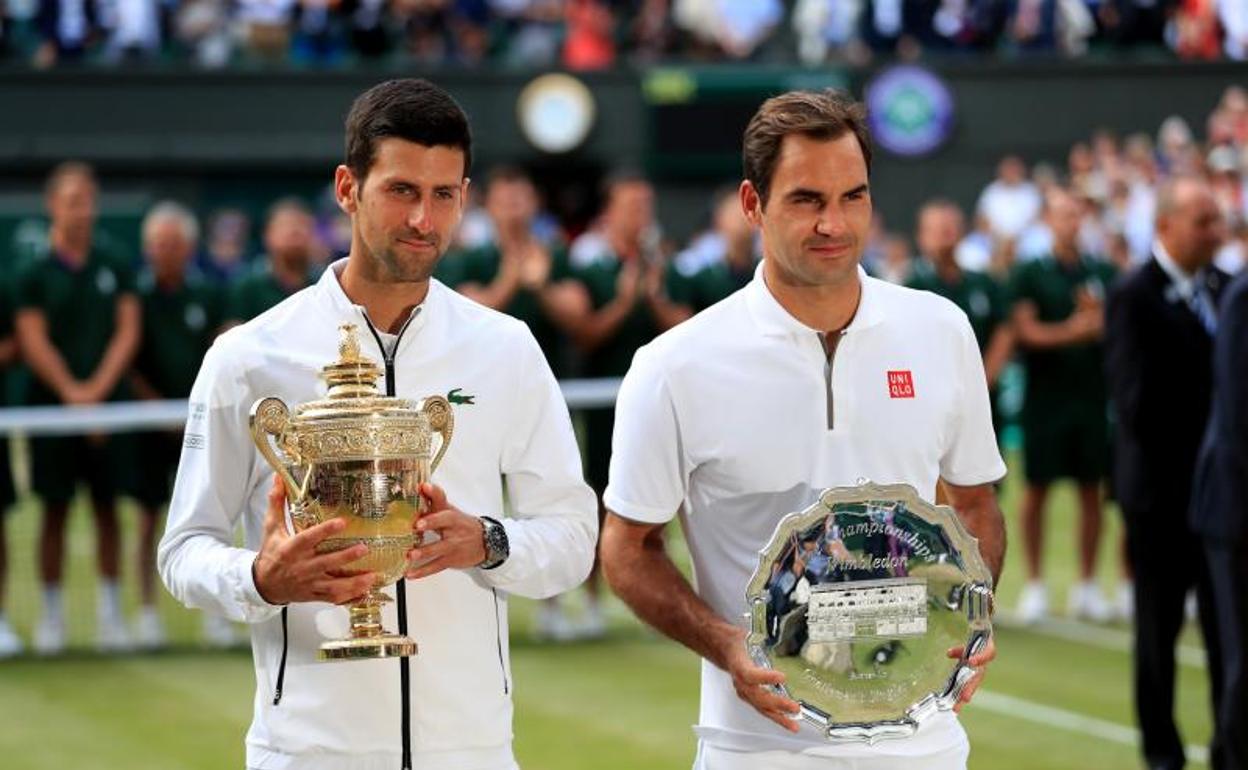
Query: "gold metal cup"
249 324 452 661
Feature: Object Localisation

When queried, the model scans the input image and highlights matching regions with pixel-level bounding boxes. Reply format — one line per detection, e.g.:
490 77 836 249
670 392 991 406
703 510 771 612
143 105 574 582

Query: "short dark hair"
485 164 532 191
45 160 97 197
265 196 312 226
742 89 872 207
601 167 651 201
345 79 473 182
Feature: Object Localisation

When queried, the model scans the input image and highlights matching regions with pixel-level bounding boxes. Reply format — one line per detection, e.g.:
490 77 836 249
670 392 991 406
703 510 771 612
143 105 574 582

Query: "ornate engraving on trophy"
249 324 453 661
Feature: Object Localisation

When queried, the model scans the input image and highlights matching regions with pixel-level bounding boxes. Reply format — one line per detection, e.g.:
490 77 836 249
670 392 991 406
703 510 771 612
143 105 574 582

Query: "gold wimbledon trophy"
249 324 452 661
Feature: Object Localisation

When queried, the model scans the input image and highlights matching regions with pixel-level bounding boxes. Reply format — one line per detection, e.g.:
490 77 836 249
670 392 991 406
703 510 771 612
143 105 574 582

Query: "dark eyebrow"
843 184 870 198
785 187 826 201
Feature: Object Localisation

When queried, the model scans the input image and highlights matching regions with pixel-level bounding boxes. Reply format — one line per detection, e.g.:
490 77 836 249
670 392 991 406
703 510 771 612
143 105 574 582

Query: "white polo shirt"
605 264 1006 759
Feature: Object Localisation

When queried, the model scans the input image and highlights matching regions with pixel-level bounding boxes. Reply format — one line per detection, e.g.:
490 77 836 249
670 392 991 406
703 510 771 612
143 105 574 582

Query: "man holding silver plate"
601 90 1006 769
159 79 597 770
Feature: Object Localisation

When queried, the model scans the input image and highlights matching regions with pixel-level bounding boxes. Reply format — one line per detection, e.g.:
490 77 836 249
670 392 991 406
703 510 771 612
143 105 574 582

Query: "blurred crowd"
2 0 1247 69
0 83 1244 655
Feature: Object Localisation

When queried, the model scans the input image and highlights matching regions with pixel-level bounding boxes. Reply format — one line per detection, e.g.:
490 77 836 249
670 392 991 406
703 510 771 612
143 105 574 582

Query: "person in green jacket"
130 201 236 649
222 198 320 328
906 199 1014 432
438 166 581 378
13 162 141 654
1009 187 1119 625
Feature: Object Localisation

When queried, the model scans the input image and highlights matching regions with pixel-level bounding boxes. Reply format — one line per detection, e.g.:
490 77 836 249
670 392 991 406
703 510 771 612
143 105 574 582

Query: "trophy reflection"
249 324 452 661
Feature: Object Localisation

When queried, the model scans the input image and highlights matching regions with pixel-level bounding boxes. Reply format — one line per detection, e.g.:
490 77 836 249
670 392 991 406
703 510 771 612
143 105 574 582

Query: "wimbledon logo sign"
865 65 955 158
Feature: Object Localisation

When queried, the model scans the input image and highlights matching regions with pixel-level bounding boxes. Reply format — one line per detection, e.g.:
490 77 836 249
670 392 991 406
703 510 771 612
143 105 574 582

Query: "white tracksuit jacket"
158 260 599 770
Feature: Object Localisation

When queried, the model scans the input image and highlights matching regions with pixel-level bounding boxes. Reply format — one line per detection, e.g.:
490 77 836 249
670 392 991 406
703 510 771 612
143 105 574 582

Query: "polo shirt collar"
744 260 885 337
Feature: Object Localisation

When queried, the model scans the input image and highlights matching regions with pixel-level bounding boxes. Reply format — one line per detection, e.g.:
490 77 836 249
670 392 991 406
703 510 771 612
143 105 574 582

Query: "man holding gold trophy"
158 79 597 770
602 90 1007 769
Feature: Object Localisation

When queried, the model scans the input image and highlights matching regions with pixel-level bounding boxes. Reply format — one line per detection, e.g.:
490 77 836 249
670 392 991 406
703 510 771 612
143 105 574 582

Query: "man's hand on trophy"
252 476 377 606
405 482 487 579
946 632 997 713
720 627 802 733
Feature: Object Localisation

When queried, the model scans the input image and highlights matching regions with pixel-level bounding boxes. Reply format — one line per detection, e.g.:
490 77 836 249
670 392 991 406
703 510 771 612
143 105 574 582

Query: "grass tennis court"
0 455 1214 769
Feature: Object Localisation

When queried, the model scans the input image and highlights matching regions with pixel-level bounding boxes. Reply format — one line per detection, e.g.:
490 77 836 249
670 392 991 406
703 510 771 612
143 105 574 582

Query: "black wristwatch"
478 516 510 570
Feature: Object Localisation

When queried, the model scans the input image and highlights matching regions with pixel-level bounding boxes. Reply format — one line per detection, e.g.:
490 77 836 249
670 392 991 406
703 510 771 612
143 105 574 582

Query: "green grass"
0 453 1215 769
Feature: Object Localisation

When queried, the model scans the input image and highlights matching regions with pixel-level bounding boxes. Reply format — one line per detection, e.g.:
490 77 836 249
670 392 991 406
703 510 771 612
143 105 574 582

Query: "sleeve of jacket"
156 335 281 623
477 328 599 599
1104 276 1146 436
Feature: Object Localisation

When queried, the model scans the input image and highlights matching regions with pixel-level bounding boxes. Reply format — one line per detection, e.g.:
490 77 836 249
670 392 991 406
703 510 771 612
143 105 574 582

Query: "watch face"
483 518 509 567
517 73 596 154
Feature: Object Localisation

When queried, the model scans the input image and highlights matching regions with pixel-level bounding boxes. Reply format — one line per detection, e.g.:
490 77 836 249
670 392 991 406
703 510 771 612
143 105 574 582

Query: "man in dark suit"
1192 261 1248 770
1106 175 1229 770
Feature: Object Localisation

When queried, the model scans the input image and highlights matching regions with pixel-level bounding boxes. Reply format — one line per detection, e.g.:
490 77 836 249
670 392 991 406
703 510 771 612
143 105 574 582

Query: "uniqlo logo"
888 370 915 399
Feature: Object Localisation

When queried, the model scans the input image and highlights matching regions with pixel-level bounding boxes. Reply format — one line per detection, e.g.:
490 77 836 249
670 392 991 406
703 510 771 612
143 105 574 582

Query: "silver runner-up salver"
745 482 993 744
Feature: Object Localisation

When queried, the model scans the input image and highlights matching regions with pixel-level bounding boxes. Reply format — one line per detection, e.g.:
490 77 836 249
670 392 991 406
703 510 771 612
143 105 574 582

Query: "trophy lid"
293 324 417 421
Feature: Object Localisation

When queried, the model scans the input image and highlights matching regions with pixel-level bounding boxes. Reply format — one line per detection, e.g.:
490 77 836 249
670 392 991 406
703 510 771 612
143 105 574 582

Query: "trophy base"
319 635 418 661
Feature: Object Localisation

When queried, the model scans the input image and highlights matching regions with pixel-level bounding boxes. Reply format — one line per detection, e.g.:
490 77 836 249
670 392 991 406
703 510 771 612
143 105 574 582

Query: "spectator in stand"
1011 187 1119 625
1100 0 1169 47
705 0 783 60
103 0 162 62
1169 0 1222 60
34 0 101 67
222 198 320 327
1222 0 1248 59
344 0 390 59
977 154 1044 243
236 0 297 61
130 202 236 649
493 0 562 67
1005 0 1058 54
394 0 451 63
563 0 616 69
14 162 141 654
174 0 235 67
291 0 347 65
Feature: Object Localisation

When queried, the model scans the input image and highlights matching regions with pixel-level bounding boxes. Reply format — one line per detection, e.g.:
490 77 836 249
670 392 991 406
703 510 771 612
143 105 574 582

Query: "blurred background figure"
130 201 235 649
0 256 19 658
1010 187 1119 625
907 199 1014 434
667 184 758 316
222 198 318 328
14 162 140 654
557 169 675 640
1106 175 1229 770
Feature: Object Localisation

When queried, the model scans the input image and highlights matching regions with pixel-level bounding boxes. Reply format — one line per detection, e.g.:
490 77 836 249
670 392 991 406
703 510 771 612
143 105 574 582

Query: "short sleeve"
939 314 1008 486
603 345 690 524
12 259 44 313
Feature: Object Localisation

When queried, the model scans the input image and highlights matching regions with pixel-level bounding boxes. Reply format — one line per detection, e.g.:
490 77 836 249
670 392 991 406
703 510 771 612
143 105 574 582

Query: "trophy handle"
249 397 306 502
417 395 454 473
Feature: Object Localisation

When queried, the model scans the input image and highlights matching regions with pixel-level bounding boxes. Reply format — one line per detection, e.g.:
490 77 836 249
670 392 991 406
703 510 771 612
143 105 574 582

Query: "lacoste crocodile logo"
447 388 475 405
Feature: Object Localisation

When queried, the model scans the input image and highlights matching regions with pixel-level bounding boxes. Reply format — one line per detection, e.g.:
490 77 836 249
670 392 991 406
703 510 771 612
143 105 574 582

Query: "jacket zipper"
491 588 510 694
821 331 845 430
360 308 419 770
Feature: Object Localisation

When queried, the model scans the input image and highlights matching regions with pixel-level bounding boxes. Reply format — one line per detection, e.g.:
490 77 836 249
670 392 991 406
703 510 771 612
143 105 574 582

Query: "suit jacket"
1191 270 1248 540
1105 256 1230 516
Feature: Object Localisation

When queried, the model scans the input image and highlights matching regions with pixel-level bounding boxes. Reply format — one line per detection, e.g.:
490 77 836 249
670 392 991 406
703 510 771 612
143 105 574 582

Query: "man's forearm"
943 483 1006 586
603 525 738 670
18 328 78 398
573 298 635 353
89 297 140 394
